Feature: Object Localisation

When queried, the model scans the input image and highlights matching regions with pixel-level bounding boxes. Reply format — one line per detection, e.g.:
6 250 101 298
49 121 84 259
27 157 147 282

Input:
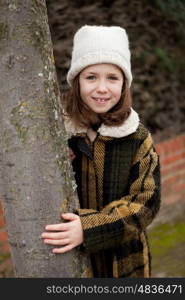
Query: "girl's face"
79 63 124 114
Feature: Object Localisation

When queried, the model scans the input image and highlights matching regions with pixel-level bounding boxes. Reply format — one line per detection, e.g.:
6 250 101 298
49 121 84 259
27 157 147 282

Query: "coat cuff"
75 208 124 253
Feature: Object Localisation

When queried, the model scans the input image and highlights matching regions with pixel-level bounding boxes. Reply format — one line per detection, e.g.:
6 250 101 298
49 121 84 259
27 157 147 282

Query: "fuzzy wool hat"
67 25 132 87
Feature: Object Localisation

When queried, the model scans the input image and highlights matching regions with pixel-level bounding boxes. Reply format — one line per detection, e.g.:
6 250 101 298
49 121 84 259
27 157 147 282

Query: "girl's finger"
41 231 68 239
44 238 70 246
45 223 68 231
52 244 73 254
61 213 78 221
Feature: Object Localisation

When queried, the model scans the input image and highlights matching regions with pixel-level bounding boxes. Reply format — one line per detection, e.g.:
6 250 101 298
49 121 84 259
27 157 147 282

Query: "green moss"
0 23 9 40
14 123 28 142
149 221 185 256
0 253 11 264
148 220 185 276
27 19 49 59
10 103 30 143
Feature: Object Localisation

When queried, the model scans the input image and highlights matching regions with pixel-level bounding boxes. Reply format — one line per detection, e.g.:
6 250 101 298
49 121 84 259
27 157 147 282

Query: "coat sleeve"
75 132 161 253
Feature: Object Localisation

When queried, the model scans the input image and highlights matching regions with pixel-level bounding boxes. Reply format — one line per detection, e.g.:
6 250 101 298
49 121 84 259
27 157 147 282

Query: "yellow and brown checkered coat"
68 122 161 278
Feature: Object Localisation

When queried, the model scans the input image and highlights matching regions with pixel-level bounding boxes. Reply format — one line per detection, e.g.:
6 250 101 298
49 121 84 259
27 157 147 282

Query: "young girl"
41 25 161 278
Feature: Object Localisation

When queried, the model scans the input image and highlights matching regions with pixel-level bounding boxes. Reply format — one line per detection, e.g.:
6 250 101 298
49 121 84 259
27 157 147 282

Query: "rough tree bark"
0 0 92 277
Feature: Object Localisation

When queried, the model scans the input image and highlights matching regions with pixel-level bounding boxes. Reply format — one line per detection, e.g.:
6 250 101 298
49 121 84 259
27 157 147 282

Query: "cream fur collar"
64 108 139 138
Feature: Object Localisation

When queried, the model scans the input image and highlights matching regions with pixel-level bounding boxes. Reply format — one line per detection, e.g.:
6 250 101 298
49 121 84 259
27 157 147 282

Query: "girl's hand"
41 213 83 254
69 148 76 161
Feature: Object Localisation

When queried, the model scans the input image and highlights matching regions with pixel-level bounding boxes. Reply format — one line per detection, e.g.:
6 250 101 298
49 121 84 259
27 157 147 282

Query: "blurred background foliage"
46 0 185 142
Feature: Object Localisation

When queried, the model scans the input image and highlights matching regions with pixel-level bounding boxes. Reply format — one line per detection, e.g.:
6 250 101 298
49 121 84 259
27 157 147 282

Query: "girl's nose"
96 80 108 93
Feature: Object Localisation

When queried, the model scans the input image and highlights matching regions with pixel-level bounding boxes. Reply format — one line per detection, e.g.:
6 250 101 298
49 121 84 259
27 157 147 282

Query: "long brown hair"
62 73 132 129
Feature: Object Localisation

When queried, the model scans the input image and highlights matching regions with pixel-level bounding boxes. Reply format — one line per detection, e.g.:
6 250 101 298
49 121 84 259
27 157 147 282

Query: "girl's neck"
91 122 101 131
87 127 98 143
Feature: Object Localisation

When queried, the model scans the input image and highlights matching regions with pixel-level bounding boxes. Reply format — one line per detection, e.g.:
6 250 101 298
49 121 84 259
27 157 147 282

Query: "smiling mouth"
92 97 110 103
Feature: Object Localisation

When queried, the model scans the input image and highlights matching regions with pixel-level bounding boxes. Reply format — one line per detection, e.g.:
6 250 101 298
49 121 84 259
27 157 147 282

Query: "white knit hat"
67 25 132 87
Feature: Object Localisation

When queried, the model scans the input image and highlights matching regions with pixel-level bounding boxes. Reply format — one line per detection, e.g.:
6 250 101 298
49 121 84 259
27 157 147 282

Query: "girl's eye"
86 75 96 80
108 76 119 80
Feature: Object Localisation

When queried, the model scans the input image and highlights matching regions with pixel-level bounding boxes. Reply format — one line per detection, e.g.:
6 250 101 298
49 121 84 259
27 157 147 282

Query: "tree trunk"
0 0 92 277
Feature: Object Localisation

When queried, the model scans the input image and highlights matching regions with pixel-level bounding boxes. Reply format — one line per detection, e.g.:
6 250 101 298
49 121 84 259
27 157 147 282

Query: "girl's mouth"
92 97 109 103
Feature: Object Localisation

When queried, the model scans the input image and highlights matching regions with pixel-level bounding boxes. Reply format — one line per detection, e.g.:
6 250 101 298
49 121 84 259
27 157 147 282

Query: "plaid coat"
67 114 161 278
